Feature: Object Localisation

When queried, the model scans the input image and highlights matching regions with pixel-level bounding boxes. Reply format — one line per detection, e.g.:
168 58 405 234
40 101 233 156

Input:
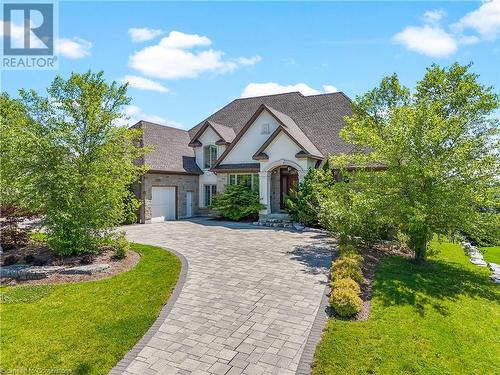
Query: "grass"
0 243 181 375
481 246 500 264
313 239 500 375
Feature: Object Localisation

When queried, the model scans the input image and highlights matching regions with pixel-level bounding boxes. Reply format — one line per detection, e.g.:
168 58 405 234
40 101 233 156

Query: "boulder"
490 274 500 284
488 263 500 273
25 266 66 280
59 264 110 275
0 264 30 279
470 258 487 267
292 223 305 231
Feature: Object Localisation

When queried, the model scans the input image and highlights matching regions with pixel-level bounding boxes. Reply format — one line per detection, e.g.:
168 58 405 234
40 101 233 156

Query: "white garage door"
151 187 176 221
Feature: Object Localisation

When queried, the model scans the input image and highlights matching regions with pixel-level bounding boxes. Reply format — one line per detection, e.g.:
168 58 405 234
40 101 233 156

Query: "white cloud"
129 30 261 79
452 0 500 40
128 27 164 42
395 2 500 58
55 37 92 59
233 56 262 66
159 30 211 49
241 82 339 98
393 25 457 57
121 75 169 93
423 10 446 24
114 105 185 129
114 105 166 127
323 85 339 93
0 21 45 48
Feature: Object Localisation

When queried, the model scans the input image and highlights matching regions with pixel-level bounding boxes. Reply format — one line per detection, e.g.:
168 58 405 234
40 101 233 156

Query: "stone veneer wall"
141 173 199 223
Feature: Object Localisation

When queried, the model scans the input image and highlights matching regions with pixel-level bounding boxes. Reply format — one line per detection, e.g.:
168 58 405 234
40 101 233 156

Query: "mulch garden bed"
1 242 140 286
356 241 412 321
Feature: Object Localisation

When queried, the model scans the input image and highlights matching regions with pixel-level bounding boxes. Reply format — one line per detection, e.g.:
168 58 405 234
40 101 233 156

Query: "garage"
151 186 176 221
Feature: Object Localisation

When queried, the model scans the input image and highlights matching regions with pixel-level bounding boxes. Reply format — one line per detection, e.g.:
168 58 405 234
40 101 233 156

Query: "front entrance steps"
254 213 305 231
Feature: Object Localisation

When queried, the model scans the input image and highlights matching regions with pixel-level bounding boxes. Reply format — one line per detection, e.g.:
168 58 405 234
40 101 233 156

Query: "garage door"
151 187 176 221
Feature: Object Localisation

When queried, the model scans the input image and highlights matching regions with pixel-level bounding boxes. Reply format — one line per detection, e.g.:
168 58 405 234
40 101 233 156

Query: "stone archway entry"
270 166 298 213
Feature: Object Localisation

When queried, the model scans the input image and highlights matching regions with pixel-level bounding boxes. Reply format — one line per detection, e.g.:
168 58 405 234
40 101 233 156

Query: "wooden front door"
280 171 298 209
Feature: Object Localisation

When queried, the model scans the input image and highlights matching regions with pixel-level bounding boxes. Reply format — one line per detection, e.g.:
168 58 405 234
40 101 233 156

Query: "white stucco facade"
192 108 319 214
195 126 226 207
223 111 280 164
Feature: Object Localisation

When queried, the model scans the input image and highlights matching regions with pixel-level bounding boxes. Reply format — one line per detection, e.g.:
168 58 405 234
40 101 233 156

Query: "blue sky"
2 1 499 129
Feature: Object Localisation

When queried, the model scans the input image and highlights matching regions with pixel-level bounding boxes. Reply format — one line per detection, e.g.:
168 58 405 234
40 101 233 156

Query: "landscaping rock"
25 266 67 280
488 263 500 273
469 251 482 258
490 274 500 284
0 264 30 279
470 258 487 267
59 264 110 275
470 253 484 261
293 223 305 231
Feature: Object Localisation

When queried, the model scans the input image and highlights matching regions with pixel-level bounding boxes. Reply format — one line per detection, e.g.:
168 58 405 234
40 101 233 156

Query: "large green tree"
1 71 146 255
322 63 499 261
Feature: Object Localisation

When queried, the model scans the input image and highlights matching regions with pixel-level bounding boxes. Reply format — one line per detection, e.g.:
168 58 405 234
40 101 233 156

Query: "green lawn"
0 243 181 375
313 240 500 375
482 246 500 264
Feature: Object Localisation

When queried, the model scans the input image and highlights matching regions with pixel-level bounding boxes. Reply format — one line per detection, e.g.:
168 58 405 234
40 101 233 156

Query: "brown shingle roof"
133 121 202 174
189 91 357 156
263 105 323 158
189 120 236 147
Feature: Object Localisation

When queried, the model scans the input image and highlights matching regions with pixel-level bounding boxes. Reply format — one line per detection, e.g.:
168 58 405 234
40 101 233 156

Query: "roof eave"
188 140 202 147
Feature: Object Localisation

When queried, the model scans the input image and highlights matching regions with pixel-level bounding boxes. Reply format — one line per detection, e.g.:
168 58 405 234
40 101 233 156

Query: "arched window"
203 145 217 169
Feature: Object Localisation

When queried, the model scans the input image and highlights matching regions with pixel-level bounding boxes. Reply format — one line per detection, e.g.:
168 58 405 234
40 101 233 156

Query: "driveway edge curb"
109 246 188 375
295 258 332 374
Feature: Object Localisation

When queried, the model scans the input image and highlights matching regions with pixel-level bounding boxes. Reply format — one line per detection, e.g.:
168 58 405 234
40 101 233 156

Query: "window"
204 185 217 207
229 174 259 192
203 145 217 169
261 123 270 135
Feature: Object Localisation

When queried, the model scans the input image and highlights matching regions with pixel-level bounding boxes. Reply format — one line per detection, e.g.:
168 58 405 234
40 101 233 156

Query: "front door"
280 171 298 209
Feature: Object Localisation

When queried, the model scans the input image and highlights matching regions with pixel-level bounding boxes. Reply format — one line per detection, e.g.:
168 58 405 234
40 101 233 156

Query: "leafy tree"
324 63 499 261
1 71 146 255
285 167 333 226
210 184 265 221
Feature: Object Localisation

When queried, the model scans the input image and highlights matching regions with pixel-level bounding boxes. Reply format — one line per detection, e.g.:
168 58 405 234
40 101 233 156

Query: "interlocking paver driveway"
115 218 332 375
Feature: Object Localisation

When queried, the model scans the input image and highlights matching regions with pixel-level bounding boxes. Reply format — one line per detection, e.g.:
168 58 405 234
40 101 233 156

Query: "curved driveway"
113 218 332 375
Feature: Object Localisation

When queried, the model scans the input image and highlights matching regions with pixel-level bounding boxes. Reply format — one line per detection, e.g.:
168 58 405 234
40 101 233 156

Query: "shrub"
337 243 358 257
80 254 95 265
329 287 362 317
0 205 38 249
331 277 361 294
331 257 364 283
33 257 46 266
3 254 20 266
210 184 265 221
113 234 129 260
120 189 140 225
285 167 333 227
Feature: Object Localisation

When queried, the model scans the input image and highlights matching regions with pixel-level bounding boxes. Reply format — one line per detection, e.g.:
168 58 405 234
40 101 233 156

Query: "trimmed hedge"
329 287 363 317
331 277 361 294
329 243 364 317
331 257 364 283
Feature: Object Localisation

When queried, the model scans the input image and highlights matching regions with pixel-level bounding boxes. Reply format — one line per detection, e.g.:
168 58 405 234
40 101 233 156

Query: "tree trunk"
409 225 431 263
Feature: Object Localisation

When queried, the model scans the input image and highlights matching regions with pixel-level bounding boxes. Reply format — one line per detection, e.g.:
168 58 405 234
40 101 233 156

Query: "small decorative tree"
1 71 146 255
285 166 333 227
210 184 265 221
323 63 499 262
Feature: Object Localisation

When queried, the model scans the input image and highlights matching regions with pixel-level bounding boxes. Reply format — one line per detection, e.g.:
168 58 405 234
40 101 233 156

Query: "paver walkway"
112 218 332 375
